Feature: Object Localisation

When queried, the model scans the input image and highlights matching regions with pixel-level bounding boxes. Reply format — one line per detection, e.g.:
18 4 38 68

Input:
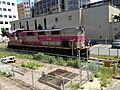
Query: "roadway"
90 44 120 57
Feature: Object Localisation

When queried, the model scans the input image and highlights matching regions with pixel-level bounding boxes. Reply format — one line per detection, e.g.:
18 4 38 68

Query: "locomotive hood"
9 30 17 34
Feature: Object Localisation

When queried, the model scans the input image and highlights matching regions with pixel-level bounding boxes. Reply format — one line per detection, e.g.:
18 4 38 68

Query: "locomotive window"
27 32 33 36
51 31 60 35
38 32 45 35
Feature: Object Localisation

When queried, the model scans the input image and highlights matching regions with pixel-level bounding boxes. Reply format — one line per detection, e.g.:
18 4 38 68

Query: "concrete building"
34 0 90 17
17 3 25 20
22 0 31 18
90 0 120 9
103 0 120 8
18 0 34 19
34 0 62 17
68 0 90 10
0 0 18 35
10 4 120 42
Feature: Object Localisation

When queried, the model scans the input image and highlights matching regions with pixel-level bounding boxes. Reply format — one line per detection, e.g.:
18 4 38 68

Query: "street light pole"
58 0 61 12
111 0 114 6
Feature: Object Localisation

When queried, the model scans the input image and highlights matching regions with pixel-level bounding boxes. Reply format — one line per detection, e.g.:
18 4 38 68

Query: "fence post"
0 82 1 90
86 48 89 80
31 70 34 90
87 63 89 80
117 47 119 58
78 50 82 86
12 65 14 79
98 47 99 56
97 47 100 70
62 77 64 90
109 48 110 57
86 48 88 61
113 60 115 75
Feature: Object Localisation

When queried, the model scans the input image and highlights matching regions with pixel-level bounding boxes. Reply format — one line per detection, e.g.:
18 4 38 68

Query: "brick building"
17 3 25 19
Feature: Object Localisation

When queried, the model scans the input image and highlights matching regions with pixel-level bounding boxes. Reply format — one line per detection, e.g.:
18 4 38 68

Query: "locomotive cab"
76 26 85 49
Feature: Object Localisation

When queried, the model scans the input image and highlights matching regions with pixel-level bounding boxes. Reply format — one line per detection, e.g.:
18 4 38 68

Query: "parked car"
1 56 15 64
112 40 120 48
85 39 97 46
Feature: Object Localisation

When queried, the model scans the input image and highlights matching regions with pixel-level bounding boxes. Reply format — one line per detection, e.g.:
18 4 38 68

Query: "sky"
17 0 22 4
16 0 102 4
91 0 101 3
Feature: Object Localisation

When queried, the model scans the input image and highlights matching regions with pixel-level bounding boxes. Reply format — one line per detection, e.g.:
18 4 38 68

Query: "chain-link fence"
1 47 119 89
0 48 98 90
90 46 120 57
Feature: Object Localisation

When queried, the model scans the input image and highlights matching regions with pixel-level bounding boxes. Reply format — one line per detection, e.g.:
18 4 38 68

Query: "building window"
4 15 7 18
26 14 28 17
12 3 15 6
5 21 8 24
9 15 12 18
7 2 10 5
27 2 29 4
51 31 60 35
6 28 9 30
55 18 58 22
0 1 1 4
3 8 6 11
13 15 16 18
0 15 3 17
26 21 29 30
34 20 37 30
2 1 6 5
8 9 11 12
13 23 15 29
27 6 29 8
68 15 72 20
19 22 22 28
0 8 2 11
24 2 26 4
0 21 3 24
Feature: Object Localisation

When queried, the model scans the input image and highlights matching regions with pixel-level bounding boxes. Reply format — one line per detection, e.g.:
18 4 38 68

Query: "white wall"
0 0 18 35
11 10 81 30
82 5 120 40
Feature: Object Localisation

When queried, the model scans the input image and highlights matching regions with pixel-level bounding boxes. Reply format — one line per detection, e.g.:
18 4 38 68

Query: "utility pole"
111 0 114 6
78 0 83 9
58 0 61 12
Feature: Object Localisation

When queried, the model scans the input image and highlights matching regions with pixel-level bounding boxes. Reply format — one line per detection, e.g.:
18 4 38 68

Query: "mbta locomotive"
8 26 89 57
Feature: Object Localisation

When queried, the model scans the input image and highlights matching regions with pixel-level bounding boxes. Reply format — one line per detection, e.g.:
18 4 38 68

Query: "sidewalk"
0 76 22 90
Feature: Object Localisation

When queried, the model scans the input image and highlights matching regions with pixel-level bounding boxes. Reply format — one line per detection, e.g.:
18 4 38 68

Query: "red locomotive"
8 26 88 56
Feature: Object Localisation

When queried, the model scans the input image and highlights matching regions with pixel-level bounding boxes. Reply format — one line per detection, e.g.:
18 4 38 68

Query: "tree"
1 28 9 37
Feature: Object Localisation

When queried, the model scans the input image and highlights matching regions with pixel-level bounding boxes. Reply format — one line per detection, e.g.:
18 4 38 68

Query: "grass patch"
0 49 33 60
94 65 114 87
91 55 120 61
21 61 44 70
33 53 86 68
0 48 86 69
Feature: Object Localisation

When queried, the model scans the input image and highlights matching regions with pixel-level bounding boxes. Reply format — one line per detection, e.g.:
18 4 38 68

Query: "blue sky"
16 0 101 4
17 0 22 4
91 0 101 3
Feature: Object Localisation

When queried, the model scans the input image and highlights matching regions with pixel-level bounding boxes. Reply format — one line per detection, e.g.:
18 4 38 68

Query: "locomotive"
8 26 89 57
